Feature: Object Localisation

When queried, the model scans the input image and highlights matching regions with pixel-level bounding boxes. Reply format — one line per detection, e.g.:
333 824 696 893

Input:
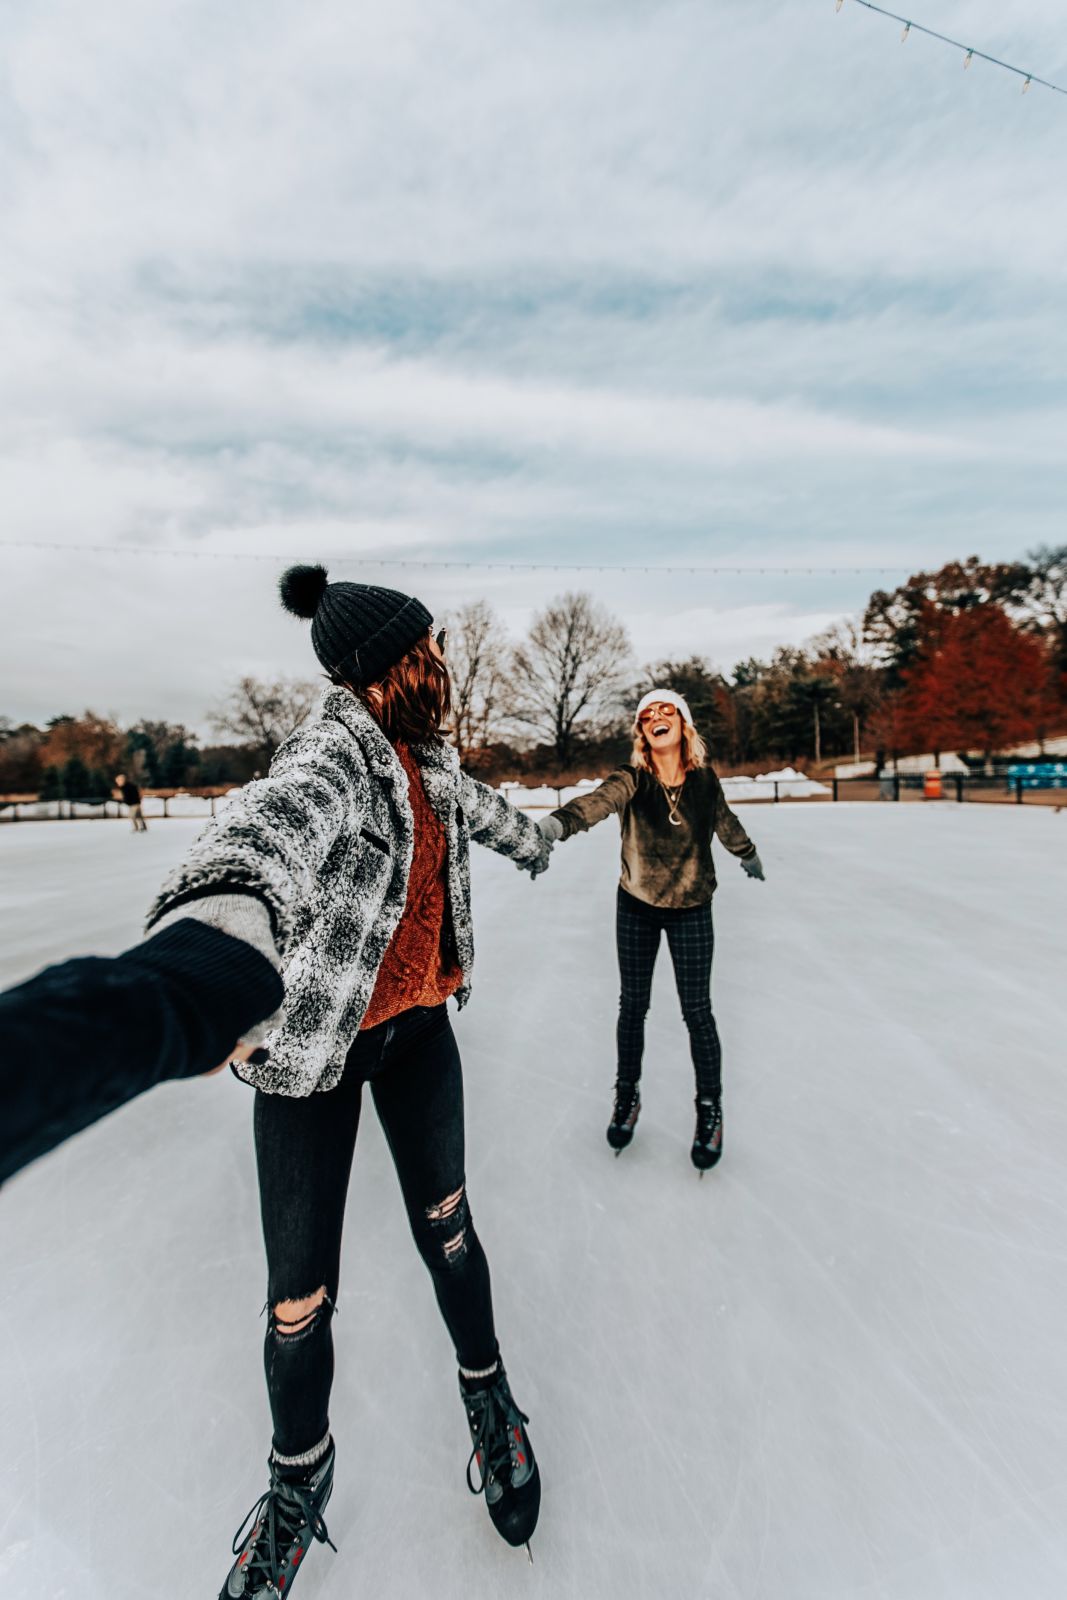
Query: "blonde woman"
538 689 763 1172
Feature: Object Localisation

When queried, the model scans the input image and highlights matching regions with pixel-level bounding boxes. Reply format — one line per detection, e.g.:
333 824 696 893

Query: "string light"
0 539 912 578
835 0 1067 97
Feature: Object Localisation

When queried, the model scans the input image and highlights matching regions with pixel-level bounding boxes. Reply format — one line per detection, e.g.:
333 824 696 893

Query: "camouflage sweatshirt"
552 764 756 910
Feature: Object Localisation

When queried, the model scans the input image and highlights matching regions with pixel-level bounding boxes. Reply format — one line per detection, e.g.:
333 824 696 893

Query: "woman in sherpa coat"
146 565 552 1597
538 688 763 1173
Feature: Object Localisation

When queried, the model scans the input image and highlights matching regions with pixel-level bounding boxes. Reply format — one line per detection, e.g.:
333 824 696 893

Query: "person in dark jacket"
538 688 764 1172
113 772 148 831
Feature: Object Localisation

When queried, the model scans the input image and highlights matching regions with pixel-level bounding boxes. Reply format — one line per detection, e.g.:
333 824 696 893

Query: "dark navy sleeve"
0 920 283 1187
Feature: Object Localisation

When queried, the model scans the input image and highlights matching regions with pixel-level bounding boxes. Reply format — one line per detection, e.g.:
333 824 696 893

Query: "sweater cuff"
552 808 582 839
151 894 279 967
128 920 284 1049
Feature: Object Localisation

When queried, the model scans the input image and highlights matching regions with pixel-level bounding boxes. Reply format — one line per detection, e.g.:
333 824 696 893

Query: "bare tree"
1019 543 1067 681
508 591 631 763
442 599 509 757
810 621 885 764
210 676 319 763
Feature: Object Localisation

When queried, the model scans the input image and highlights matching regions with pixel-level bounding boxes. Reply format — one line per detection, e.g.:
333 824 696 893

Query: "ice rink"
2 803 1066 1599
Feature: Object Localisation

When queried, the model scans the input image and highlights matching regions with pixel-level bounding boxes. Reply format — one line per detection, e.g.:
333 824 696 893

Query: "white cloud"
1 0 1063 724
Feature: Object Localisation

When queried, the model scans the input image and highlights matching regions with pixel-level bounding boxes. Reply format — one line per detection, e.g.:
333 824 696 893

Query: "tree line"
2 544 1064 796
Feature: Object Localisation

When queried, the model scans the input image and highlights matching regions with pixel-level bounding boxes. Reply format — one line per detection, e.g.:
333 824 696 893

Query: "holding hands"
528 813 560 878
528 813 564 879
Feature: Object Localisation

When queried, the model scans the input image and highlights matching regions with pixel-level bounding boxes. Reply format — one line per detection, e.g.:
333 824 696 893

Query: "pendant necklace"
660 775 685 826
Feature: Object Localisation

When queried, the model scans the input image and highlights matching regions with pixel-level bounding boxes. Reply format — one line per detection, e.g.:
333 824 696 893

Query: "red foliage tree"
897 604 1052 760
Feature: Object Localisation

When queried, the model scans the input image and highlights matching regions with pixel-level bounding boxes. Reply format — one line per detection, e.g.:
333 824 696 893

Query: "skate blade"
525 1541 534 1565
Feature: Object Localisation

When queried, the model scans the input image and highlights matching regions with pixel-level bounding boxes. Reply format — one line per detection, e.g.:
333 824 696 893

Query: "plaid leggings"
616 887 722 1099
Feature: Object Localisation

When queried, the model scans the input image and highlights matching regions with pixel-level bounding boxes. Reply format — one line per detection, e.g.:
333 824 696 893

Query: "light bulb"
1022 76 1032 93
901 22 911 42
964 49 974 69
835 0 844 11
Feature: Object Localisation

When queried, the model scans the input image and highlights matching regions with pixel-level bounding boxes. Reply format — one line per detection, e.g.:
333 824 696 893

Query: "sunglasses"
638 703 678 723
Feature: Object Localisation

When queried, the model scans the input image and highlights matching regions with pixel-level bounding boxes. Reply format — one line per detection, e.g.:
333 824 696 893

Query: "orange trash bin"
923 769 943 800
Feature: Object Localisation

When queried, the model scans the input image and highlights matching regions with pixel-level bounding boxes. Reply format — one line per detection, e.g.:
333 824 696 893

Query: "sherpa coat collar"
147 687 547 1096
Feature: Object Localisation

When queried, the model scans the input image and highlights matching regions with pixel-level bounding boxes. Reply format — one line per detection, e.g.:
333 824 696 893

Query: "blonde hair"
630 714 708 774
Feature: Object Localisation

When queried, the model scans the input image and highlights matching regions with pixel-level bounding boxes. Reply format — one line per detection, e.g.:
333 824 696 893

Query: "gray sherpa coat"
145 686 549 1097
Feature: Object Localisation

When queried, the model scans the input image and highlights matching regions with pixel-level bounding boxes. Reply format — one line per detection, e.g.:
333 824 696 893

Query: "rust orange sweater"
361 743 463 1030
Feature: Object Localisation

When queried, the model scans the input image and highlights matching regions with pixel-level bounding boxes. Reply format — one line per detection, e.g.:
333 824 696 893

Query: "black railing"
821 774 1061 806
0 794 221 823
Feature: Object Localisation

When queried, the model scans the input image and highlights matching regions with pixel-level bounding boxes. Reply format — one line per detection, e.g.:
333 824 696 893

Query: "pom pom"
279 564 329 619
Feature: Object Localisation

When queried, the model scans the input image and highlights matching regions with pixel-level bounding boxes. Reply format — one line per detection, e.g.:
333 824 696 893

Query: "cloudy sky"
2 0 1064 732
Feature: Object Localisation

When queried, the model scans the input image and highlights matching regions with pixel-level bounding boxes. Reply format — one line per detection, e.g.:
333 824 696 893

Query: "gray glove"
528 839 552 878
741 851 764 881
538 813 564 843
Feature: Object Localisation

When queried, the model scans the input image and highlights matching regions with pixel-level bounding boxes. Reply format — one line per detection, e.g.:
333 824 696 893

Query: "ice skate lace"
231 1476 337 1591
465 1383 529 1497
696 1097 722 1145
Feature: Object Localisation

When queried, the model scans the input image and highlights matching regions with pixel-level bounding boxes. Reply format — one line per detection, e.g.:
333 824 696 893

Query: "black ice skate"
606 1080 641 1154
220 1439 337 1598
691 1095 723 1175
461 1364 541 1557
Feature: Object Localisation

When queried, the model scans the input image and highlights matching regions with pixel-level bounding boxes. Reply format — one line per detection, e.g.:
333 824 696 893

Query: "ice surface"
1 805 1066 1599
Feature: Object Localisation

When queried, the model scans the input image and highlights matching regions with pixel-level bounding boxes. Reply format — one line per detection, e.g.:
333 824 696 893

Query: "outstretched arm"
713 780 764 880
457 772 552 875
550 769 639 839
0 920 283 1187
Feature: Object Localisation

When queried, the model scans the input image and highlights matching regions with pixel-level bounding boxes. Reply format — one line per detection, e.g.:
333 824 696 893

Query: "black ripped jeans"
254 1003 498 1462
616 887 723 1100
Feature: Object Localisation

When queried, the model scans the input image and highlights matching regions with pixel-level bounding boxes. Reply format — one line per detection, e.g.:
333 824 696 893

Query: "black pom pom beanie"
278 564 433 686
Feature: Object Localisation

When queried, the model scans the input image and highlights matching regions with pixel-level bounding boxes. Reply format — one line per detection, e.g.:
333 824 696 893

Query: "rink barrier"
0 792 222 823
2 776 1063 822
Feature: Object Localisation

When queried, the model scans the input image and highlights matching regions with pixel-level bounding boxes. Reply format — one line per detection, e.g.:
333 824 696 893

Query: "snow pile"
141 792 217 818
502 769 832 809
721 766 831 800
498 779 598 810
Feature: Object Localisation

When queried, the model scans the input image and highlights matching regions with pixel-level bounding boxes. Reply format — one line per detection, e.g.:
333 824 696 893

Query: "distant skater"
113 772 148 831
538 689 763 1172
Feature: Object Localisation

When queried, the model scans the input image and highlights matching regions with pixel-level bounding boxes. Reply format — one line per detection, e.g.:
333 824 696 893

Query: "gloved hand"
741 851 764 881
528 829 555 879
538 813 564 842
528 846 552 879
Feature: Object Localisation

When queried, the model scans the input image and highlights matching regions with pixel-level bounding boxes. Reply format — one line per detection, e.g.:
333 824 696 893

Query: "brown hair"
630 715 708 775
337 631 451 744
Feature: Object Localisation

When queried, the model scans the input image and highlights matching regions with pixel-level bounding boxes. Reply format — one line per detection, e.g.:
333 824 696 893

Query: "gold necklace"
659 774 686 826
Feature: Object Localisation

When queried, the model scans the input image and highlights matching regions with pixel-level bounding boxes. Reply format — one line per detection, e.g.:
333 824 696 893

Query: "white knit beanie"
634 688 694 726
